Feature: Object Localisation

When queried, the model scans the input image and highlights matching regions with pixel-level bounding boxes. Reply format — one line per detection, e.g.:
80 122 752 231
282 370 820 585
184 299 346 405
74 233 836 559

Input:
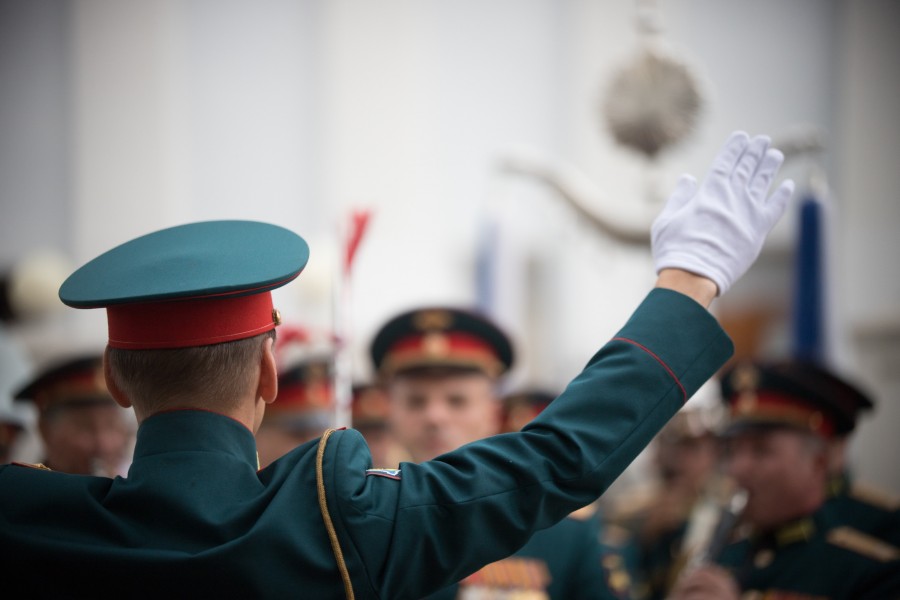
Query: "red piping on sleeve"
612 337 688 404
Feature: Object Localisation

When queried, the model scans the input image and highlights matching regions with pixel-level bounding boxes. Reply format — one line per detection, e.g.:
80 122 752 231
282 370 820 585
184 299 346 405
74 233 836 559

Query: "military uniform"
0 221 734 598
0 287 731 598
605 404 728 600
373 308 646 600
827 472 900 548
717 503 900 599
424 516 616 600
713 360 900 599
724 359 900 549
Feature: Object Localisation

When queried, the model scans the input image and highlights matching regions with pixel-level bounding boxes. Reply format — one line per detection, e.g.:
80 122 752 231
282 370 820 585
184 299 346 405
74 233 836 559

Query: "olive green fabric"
0 289 732 598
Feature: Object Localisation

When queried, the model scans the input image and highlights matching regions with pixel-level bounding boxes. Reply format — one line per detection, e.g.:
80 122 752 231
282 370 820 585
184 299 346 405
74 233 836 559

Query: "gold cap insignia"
731 364 760 393
422 332 450 357
413 309 453 332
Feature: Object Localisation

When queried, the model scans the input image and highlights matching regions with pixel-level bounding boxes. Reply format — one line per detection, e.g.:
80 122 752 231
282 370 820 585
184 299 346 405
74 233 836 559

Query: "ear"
103 346 133 409
257 335 278 404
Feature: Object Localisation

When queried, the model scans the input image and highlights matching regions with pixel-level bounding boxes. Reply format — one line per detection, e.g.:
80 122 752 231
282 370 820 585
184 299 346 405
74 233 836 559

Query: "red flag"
343 209 372 275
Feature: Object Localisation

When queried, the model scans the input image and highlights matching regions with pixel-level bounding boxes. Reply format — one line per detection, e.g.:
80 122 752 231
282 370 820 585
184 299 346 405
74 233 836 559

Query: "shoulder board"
10 461 52 471
827 526 900 562
849 482 900 511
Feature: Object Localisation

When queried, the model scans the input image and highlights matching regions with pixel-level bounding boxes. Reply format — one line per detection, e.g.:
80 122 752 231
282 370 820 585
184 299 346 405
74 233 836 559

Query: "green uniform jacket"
423 516 615 599
0 289 732 599
827 473 900 547
717 503 900 599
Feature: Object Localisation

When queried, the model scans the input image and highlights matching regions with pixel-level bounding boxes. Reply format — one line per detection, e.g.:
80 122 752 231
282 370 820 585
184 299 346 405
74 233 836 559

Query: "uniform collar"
132 409 258 468
828 471 851 498
773 516 816 547
748 504 835 550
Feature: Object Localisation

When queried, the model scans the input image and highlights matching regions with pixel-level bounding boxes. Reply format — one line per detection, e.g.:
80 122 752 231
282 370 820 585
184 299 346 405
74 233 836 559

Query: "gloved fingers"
711 131 750 176
732 135 771 189
762 179 795 229
652 175 697 238
664 174 699 215
748 148 785 200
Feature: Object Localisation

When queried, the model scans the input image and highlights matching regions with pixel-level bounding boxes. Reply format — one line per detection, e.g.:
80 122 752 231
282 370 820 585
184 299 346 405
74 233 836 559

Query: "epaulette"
775 517 815 547
828 526 900 562
10 461 52 471
849 482 900 512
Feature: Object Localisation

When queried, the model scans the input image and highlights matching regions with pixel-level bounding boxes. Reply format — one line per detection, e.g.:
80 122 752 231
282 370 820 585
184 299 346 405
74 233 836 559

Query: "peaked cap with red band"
370 306 514 379
14 355 113 412
273 357 334 413
58 221 309 349
719 360 874 439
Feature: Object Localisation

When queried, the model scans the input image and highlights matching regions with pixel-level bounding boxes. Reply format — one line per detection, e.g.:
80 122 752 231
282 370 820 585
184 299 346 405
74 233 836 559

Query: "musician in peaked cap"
804 364 900 548
13 354 132 476
624 395 728 600
372 307 621 599
1 131 791 598
669 360 900 600
746 361 900 548
369 306 513 460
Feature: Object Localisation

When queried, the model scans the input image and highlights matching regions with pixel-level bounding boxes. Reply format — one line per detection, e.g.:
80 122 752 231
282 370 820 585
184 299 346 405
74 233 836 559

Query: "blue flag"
792 193 826 363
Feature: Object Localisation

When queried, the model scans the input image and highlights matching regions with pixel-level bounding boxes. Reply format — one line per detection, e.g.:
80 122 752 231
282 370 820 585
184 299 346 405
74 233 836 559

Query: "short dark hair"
107 330 275 414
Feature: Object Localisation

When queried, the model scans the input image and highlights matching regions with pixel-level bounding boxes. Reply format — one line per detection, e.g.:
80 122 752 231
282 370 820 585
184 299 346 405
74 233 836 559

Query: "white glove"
651 131 794 295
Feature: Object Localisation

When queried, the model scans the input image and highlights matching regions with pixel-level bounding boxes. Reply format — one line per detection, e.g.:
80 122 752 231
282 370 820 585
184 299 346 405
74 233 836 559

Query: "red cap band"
107 292 277 349
33 370 111 411
270 381 333 413
731 391 836 438
380 332 503 378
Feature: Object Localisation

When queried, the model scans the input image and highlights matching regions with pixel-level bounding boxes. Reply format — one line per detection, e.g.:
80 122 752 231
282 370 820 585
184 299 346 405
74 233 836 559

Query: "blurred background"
1 0 898 491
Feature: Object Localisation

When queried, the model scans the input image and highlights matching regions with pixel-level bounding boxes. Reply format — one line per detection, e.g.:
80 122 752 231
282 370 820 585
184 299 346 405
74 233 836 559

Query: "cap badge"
413 309 453 331
731 364 760 393
423 332 450 358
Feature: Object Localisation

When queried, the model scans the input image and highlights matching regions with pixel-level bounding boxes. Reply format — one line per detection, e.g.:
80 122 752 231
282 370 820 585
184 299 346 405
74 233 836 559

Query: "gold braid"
317 428 355 600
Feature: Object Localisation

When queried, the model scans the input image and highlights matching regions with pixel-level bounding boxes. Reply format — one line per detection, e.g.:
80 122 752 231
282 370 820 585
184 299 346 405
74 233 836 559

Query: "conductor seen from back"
0 131 791 598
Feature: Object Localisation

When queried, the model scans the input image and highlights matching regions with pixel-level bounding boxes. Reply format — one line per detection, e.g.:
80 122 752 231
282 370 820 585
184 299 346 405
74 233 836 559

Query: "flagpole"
332 209 372 429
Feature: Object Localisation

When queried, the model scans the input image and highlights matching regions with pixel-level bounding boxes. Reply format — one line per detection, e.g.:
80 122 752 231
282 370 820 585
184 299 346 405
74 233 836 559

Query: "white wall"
1 0 898 490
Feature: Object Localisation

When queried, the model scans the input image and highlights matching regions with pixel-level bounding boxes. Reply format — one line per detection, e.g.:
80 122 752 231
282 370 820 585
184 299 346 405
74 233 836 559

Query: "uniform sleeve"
322 288 734 599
